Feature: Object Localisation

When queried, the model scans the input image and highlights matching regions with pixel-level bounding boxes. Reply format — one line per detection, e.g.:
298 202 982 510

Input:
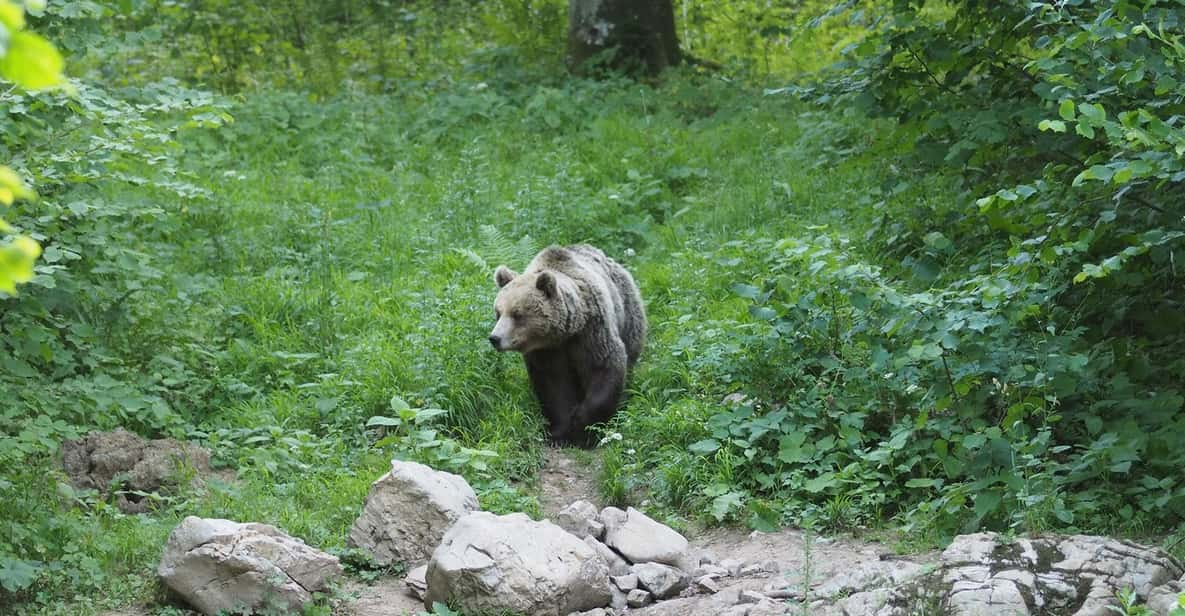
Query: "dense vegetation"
0 0 1182 613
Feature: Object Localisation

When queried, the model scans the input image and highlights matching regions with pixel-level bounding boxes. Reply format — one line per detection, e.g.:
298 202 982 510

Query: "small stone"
632 562 690 599
721 558 744 576
740 563 769 577
748 598 787 616
693 564 729 579
404 564 427 600
626 589 653 608
567 609 609 616
611 573 638 592
695 575 720 594
610 586 629 610
557 500 605 540
700 551 720 566
738 590 766 604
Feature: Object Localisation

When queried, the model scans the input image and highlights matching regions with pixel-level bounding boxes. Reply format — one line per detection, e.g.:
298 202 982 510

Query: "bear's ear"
536 271 557 297
494 266 517 288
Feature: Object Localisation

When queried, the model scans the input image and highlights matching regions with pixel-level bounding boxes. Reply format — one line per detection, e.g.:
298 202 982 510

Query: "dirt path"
537 447 604 518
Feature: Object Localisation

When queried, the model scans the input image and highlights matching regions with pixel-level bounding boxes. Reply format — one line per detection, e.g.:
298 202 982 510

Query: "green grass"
4 68 1109 614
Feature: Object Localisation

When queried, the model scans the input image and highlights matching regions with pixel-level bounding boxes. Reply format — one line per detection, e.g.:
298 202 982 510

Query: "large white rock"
157 516 342 615
600 506 691 569
425 512 612 616
348 459 479 566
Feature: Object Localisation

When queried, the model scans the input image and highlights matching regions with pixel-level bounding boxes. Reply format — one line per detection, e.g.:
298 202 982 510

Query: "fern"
457 225 538 270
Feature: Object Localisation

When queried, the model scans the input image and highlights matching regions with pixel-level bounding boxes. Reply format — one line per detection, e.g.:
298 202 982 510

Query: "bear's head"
488 265 583 353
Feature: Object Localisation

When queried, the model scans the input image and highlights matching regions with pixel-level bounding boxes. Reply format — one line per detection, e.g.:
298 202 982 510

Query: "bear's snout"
488 334 502 350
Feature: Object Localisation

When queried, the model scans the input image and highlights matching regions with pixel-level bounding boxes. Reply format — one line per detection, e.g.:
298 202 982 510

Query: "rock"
748 598 788 616
585 536 631 576
721 558 744 577
738 590 766 604
632 562 690 599
557 500 605 540
61 429 212 514
425 512 611 616
348 459 478 566
811 560 923 600
1146 577 1184 614
626 589 653 608
740 562 771 577
567 609 610 616
723 393 754 406
695 575 721 594
824 533 1185 616
700 551 719 566
693 564 730 579
611 573 638 592
610 586 629 610
404 564 427 600
600 506 691 569
157 516 342 616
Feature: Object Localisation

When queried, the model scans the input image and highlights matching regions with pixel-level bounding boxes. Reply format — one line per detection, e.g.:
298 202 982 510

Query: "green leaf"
389 396 411 412
366 415 402 427
974 491 1001 518
803 472 837 493
689 438 720 455
0 31 64 90
1038 119 1066 133
412 408 448 423
1058 100 1075 121
1078 102 1105 123
731 283 760 299
0 558 40 593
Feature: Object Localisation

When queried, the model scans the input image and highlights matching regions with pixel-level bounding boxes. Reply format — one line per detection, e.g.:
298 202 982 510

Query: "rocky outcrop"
158 516 342 615
348 459 478 566
61 429 212 513
425 512 612 615
807 533 1185 616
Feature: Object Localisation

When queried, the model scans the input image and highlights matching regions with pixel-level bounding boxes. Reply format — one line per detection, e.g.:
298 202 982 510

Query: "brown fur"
489 244 646 445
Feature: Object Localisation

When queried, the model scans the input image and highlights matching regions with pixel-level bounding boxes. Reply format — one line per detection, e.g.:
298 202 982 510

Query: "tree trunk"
567 0 681 75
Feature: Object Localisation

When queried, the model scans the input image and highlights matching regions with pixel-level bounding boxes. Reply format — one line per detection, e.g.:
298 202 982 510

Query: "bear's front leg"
523 349 583 444
569 360 625 446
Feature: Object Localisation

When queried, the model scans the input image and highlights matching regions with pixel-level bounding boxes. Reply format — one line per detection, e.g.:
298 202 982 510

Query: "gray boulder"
348 459 478 566
425 512 611 616
600 506 691 569
158 516 342 615
632 562 690 599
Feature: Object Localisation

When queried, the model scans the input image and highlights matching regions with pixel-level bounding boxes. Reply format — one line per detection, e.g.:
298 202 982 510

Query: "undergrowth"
2 1 1183 614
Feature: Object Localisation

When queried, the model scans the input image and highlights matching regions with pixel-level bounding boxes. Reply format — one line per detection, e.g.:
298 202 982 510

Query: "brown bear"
489 244 646 445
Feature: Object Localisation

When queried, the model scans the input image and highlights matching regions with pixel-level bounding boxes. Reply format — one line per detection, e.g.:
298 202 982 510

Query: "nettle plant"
367 396 500 477
701 234 1184 534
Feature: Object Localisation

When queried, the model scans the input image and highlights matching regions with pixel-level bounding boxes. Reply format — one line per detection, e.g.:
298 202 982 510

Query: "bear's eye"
495 310 502 319
511 310 523 320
